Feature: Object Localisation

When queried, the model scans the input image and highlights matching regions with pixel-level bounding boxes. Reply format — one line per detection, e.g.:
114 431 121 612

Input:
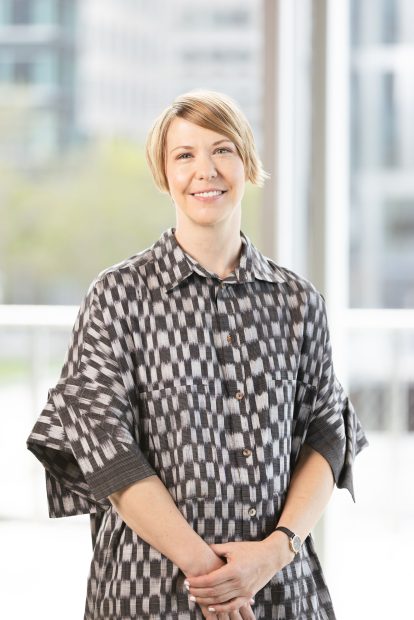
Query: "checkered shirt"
26 226 368 619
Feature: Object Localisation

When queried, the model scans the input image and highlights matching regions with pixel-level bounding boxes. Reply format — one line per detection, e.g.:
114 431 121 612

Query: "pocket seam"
138 381 214 401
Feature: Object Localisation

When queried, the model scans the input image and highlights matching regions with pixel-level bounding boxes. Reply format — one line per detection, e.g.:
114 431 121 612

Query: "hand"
183 547 256 619
199 601 256 620
184 538 293 614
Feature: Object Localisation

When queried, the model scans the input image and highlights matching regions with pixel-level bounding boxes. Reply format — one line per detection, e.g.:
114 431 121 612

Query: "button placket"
248 507 257 517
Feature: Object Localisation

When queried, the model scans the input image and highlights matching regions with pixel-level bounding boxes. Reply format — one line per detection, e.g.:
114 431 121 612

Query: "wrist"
262 531 296 572
181 544 225 578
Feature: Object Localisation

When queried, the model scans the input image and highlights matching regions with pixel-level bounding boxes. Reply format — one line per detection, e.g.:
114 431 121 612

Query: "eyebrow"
169 139 233 154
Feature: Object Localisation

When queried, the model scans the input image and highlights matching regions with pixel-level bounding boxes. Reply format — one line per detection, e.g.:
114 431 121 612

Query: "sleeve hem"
303 437 343 485
86 451 157 501
304 436 355 501
304 433 369 503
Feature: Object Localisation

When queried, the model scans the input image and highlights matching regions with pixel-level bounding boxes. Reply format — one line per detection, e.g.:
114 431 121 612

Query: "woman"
27 89 368 620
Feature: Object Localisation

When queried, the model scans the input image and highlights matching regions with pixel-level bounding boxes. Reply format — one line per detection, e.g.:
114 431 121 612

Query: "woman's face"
165 117 246 230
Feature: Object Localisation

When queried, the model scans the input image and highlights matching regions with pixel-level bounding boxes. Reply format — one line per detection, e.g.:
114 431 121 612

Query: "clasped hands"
184 537 293 620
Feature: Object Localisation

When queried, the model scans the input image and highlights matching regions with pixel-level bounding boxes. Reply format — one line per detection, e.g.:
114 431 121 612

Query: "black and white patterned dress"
26 226 368 620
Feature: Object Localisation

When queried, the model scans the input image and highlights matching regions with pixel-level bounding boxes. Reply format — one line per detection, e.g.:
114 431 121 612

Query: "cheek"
230 162 246 187
166 167 189 193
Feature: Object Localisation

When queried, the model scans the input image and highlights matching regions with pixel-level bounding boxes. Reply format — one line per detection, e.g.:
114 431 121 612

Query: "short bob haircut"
145 89 270 194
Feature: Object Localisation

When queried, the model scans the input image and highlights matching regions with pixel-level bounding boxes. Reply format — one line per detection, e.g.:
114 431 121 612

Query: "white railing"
1 304 412 328
0 304 78 327
1 305 412 518
342 308 414 330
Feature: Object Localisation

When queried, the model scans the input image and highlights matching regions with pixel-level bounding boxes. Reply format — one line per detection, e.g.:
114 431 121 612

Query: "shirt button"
226 334 232 343
235 391 244 400
248 507 257 517
242 448 252 457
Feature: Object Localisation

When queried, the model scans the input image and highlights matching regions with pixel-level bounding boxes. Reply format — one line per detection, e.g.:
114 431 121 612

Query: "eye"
176 147 233 160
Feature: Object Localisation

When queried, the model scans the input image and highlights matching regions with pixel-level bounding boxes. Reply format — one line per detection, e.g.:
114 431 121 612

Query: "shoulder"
85 242 157 297
261 257 329 332
264 261 330 343
265 257 325 304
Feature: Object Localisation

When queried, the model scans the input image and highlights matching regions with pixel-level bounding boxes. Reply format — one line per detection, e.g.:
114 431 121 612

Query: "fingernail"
184 579 190 587
189 595 196 602
208 607 216 612
185 584 190 591
250 598 255 603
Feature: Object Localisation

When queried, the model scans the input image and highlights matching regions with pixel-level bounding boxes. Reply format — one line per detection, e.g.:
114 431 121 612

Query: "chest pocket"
138 382 225 502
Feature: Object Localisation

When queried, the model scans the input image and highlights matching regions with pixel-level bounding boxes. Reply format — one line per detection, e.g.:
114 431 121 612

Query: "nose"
195 152 217 180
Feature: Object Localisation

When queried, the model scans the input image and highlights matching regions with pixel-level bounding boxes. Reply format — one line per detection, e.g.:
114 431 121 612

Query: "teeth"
193 190 224 197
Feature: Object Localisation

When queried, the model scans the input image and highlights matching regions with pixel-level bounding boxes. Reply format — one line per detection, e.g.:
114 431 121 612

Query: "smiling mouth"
191 190 227 197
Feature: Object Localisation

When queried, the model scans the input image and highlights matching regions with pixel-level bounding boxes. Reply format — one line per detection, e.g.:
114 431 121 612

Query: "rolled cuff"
26 380 157 516
86 449 156 501
304 394 369 502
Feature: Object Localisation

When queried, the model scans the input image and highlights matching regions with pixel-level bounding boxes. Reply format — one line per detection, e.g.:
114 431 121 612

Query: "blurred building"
348 0 414 434
76 0 261 145
76 0 166 143
1 0 412 310
350 0 414 309
0 0 78 167
0 0 262 166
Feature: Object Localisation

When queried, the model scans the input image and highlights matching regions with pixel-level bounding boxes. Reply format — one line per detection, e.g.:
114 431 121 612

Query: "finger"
207 596 254 614
186 563 233 589
189 589 228 604
191 586 244 606
239 603 256 620
200 605 220 620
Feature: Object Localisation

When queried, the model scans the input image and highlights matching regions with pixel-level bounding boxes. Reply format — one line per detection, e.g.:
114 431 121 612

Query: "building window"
33 51 57 85
32 0 57 24
181 49 250 63
0 0 12 24
14 61 32 84
0 50 13 81
12 0 31 24
381 72 397 167
181 9 250 29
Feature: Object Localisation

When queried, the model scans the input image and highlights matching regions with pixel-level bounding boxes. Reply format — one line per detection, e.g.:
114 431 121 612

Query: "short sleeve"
302 293 369 502
26 274 156 519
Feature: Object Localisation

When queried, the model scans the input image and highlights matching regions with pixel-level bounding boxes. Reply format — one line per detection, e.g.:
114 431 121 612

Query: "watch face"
292 535 301 553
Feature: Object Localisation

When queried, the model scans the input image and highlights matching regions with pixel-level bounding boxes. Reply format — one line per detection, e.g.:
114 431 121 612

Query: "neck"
173 221 243 280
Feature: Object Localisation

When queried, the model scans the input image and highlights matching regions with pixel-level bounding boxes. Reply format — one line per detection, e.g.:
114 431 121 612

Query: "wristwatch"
274 526 302 554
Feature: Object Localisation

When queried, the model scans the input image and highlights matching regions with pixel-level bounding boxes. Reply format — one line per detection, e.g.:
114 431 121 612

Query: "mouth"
191 190 227 198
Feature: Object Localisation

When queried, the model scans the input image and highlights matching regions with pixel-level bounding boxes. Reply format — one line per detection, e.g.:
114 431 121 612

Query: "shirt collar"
152 227 286 292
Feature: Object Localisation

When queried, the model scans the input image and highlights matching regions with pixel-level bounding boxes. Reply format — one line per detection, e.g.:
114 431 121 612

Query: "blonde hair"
145 89 270 194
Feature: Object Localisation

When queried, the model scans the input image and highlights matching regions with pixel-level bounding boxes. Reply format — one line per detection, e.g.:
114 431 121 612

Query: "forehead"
166 117 230 149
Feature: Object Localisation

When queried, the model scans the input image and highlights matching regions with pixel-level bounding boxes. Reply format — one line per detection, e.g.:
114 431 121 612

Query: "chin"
187 219 221 229
176 206 238 229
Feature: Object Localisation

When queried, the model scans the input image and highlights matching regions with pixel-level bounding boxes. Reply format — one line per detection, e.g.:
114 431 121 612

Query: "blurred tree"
0 140 263 304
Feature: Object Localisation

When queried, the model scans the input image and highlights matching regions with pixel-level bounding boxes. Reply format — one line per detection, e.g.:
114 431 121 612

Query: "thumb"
209 542 233 558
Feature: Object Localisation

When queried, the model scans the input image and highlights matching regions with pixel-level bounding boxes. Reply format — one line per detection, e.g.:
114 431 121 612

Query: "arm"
109 477 259 618
108 475 224 577
262 443 335 567
181 444 335 614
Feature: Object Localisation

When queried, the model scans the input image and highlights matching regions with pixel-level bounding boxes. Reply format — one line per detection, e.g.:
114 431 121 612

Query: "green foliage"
1 140 263 304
